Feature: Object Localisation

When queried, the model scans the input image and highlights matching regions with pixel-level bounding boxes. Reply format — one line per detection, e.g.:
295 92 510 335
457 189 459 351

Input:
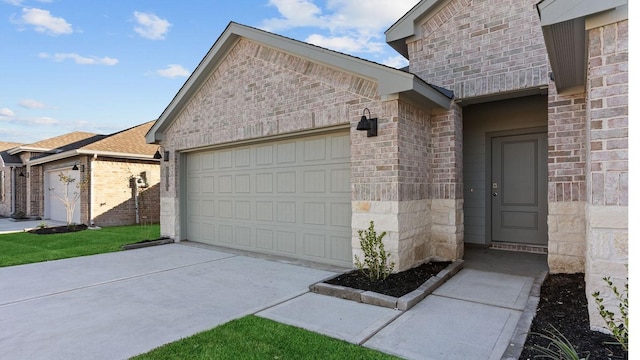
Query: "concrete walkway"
0 242 547 360
0 218 67 234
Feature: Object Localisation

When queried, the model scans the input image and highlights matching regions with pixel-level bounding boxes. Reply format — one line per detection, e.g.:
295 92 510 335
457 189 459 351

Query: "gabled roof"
29 120 159 166
536 0 628 94
146 22 452 144
8 132 100 156
385 0 444 59
0 141 23 166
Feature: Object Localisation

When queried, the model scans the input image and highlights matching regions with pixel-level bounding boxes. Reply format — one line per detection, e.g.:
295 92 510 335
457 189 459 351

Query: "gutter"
27 149 160 166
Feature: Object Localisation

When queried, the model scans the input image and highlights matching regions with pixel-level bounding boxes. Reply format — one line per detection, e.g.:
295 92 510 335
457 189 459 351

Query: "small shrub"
10 211 26 219
37 221 47 229
530 324 590 360
354 221 395 282
591 276 628 351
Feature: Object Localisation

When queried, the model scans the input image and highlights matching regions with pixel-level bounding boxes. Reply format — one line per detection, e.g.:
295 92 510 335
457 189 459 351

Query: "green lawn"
131 315 400 360
0 224 160 267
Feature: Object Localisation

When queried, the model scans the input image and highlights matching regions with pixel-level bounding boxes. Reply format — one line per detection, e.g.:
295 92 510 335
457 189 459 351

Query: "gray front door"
491 133 547 245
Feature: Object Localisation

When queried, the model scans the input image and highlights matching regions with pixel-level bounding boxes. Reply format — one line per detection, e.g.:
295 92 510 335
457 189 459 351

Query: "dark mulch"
324 261 451 298
28 224 88 235
519 273 627 360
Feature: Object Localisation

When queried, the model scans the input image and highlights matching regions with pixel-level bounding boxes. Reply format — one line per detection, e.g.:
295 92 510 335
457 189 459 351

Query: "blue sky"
0 0 421 143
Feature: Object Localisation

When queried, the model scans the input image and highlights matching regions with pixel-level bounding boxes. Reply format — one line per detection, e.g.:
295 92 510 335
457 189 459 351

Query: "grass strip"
0 224 159 267
131 315 400 360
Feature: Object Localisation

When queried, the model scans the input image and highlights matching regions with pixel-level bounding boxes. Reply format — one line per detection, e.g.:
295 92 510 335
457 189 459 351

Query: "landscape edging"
310 259 464 311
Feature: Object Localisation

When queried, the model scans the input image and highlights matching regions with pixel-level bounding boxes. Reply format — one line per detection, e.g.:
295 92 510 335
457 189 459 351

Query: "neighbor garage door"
45 169 81 224
185 132 352 267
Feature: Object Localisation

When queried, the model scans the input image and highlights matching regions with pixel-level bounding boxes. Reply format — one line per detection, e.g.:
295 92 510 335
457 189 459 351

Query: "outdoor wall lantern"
153 146 169 162
356 108 377 137
72 164 85 172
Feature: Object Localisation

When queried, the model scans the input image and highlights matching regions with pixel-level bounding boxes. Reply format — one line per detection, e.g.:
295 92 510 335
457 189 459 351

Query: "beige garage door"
185 132 352 267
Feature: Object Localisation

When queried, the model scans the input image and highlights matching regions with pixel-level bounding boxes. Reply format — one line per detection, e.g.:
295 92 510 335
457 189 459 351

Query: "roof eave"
27 149 158 166
384 0 443 60
148 21 452 144
537 0 628 94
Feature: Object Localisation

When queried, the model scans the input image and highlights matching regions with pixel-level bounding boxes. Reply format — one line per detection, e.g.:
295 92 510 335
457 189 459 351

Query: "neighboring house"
146 0 627 330
7 121 160 226
0 141 24 217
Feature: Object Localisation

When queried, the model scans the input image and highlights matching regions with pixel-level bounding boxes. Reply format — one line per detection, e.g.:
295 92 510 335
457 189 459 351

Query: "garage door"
45 169 81 224
185 132 352 267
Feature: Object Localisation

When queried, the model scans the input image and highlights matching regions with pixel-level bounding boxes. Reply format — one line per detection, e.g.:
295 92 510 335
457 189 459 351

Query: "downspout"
89 154 96 226
10 167 15 214
134 180 140 224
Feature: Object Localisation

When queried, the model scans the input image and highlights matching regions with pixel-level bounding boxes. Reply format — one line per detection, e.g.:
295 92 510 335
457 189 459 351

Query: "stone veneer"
584 19 628 331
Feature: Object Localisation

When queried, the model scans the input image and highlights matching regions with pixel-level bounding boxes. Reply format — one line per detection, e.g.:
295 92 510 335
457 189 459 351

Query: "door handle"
492 192 498 197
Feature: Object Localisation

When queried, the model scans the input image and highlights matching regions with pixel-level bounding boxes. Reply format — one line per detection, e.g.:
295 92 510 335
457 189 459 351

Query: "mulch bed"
324 261 451 298
519 273 627 360
28 224 88 235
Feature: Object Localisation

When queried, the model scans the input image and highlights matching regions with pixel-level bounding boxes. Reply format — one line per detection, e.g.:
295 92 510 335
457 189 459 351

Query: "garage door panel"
330 202 351 227
277 143 296 163
186 132 352 267
303 233 326 258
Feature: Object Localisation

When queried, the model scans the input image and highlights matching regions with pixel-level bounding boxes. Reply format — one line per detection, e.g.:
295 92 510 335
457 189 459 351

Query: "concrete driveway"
0 242 545 360
0 244 337 359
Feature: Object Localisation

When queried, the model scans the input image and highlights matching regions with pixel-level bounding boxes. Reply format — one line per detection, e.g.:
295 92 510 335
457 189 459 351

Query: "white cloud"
0 107 15 118
133 11 171 40
20 7 73 35
381 55 410 69
31 116 58 125
18 99 46 109
156 64 190 78
306 34 383 54
262 0 419 55
39 52 119 66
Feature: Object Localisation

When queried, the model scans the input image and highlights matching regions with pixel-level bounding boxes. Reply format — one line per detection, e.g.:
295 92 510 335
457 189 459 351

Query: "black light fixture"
153 146 169 162
19 171 25 177
356 108 377 137
72 164 79 171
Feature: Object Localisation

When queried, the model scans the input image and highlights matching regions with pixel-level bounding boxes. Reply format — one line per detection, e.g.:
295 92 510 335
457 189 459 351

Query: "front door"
491 132 547 245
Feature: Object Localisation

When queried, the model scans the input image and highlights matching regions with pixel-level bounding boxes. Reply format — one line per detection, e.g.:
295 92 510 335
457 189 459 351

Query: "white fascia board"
7 146 51 155
147 22 451 144
385 0 442 58
537 0 627 26
27 149 157 166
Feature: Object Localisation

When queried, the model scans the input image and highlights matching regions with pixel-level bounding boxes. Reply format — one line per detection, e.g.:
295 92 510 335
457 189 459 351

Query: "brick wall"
429 104 463 199
409 0 549 99
547 83 587 202
546 82 588 273
585 19 628 331
587 20 628 207
91 158 160 226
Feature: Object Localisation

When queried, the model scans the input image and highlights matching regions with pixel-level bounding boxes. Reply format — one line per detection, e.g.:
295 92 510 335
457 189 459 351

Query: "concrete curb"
500 270 548 360
121 238 174 250
310 260 464 310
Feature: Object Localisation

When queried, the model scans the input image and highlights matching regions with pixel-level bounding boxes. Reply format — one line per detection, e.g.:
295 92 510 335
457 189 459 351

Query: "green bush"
591 276 628 351
354 221 394 282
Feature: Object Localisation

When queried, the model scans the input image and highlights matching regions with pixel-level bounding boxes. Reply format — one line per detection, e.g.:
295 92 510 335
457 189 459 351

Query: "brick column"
584 19 628 331
546 82 587 273
429 103 463 260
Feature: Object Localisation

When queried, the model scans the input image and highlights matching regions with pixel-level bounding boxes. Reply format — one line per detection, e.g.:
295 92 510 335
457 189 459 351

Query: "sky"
0 0 421 144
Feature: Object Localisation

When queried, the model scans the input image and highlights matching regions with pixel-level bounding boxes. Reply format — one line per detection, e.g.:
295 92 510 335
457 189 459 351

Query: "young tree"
49 172 85 225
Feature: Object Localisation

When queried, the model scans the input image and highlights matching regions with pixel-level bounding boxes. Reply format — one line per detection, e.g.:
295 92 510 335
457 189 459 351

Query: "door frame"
484 126 547 246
